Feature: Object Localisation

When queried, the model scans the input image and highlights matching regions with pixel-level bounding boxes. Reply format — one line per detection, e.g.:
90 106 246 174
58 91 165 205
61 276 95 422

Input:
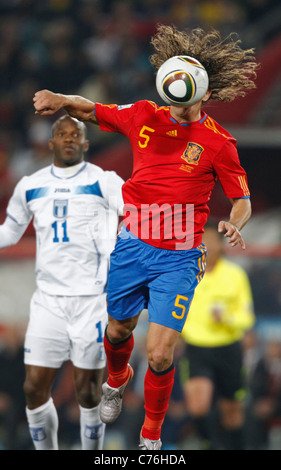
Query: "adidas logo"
166 130 177 137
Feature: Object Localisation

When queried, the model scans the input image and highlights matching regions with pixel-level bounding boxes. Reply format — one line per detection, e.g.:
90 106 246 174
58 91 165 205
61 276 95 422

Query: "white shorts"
24 289 107 370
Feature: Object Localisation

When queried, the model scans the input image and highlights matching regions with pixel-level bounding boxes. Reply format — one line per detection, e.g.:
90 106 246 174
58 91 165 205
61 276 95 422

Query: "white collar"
51 161 86 179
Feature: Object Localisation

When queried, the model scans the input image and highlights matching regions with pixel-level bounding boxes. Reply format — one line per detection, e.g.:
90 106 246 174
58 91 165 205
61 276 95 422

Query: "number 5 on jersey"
138 125 155 148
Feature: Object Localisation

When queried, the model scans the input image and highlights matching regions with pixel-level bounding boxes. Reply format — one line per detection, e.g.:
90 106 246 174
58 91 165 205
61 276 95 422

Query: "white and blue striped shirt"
1 161 124 295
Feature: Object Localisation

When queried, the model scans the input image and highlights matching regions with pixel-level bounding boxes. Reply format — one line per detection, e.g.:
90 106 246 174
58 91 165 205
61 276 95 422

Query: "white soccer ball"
156 55 209 106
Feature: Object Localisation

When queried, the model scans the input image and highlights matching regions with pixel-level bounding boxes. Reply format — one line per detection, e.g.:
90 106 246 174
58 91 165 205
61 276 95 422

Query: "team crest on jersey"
181 142 204 165
53 199 68 218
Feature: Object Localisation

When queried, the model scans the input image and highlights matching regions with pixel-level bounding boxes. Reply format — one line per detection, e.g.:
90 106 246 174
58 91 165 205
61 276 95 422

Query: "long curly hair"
150 24 259 102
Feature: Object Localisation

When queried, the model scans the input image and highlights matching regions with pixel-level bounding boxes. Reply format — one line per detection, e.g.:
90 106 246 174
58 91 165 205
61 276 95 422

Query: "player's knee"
23 376 37 400
75 377 101 408
23 378 49 408
107 318 136 343
147 347 172 372
107 328 127 343
76 388 101 408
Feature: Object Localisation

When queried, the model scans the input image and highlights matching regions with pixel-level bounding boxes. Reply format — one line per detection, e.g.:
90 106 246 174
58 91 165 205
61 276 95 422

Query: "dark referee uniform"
181 257 255 400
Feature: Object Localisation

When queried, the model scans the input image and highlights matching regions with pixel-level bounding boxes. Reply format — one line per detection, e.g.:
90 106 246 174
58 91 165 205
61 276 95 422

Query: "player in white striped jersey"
0 115 124 450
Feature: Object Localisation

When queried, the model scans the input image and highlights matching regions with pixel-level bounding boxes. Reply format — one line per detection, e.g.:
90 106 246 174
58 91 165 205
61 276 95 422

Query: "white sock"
80 404 105 450
26 398 59 450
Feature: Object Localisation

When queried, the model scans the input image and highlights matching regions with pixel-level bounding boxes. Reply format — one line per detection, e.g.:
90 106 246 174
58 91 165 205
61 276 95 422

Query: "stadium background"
0 0 280 450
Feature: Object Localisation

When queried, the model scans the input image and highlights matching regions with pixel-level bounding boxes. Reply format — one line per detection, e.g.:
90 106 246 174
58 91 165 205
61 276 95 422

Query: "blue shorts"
106 227 207 332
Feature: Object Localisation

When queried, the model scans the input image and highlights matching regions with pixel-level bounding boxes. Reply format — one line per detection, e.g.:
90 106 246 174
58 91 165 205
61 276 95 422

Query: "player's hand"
33 90 64 115
218 220 246 250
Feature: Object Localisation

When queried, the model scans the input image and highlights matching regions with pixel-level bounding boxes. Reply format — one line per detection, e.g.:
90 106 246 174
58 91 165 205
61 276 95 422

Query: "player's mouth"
63 145 76 152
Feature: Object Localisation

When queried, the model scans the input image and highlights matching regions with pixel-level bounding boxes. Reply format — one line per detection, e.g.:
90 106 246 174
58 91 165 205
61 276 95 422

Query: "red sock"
104 329 134 388
142 364 175 441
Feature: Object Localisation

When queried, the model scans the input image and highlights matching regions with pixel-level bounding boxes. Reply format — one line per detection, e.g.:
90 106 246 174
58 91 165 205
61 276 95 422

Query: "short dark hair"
51 115 87 138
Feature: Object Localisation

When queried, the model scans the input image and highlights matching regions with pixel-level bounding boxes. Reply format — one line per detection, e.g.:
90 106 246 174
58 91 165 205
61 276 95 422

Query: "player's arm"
0 178 33 248
218 197 251 250
0 216 28 248
33 90 98 124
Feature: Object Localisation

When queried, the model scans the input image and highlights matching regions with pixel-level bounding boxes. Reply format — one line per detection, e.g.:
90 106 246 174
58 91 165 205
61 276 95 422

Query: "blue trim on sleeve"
26 187 50 202
233 196 250 199
6 212 19 224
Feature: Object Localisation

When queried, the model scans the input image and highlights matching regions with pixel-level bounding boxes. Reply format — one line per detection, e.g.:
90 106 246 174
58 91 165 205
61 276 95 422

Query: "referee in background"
181 219 255 450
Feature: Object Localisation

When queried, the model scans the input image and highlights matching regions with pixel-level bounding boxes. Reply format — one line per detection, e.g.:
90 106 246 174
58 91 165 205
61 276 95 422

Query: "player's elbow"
233 197 252 228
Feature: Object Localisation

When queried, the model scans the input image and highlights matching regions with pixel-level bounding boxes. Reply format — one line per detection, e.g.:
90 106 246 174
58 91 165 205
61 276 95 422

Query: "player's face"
49 119 89 167
170 90 211 123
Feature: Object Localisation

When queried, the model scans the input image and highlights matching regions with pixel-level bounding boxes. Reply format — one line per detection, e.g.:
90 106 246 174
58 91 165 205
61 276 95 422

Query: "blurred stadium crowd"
0 0 281 450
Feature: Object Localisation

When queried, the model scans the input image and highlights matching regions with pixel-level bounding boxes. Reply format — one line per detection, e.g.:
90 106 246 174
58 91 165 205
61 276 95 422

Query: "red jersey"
95 100 250 250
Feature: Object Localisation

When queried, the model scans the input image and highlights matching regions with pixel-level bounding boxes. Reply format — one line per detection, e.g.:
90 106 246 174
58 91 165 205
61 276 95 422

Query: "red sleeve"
95 102 141 136
213 139 250 199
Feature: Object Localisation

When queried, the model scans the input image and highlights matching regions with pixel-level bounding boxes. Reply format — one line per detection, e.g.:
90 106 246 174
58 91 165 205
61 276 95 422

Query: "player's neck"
52 160 85 178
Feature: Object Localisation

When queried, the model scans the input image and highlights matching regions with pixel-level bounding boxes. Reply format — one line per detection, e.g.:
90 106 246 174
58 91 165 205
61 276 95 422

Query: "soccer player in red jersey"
33 25 258 450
